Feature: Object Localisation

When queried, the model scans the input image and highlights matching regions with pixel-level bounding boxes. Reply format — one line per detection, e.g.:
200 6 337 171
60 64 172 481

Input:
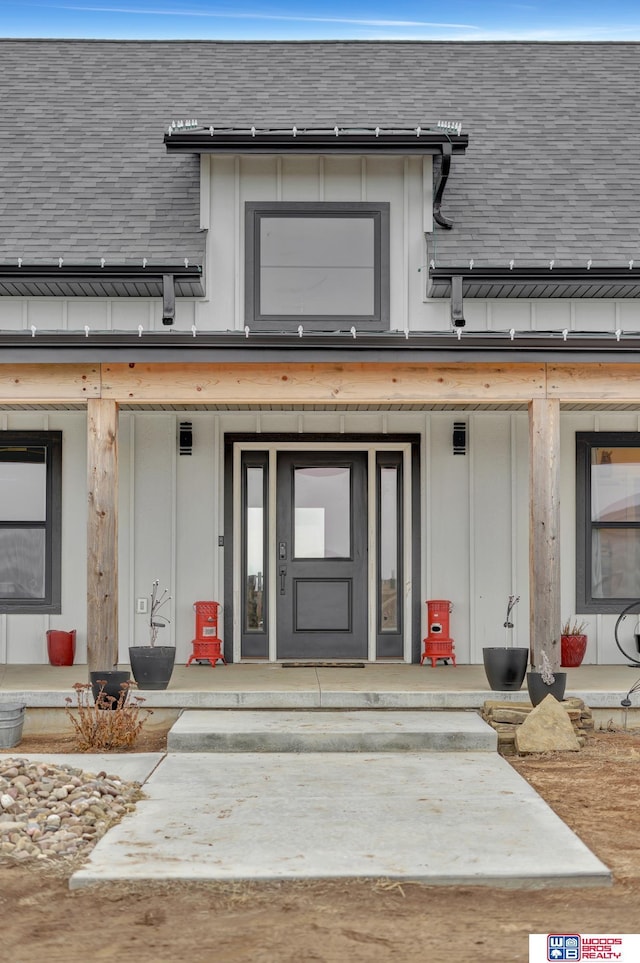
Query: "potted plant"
482 595 529 691
561 617 588 667
527 650 567 705
128 580 175 690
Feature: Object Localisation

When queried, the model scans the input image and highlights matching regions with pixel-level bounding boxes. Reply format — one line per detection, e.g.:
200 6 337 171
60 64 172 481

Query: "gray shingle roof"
1 39 639 267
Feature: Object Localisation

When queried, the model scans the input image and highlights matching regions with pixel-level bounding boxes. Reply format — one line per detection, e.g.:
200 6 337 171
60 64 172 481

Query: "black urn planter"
526 671 567 706
482 647 529 691
129 646 176 690
89 670 131 709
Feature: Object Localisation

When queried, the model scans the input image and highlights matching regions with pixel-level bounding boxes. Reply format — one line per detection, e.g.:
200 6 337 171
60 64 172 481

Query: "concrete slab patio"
69 750 611 891
1 663 638 716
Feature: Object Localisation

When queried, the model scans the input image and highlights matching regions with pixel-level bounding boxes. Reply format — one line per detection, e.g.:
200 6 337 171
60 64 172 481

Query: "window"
245 202 390 330
0 432 62 613
577 432 640 611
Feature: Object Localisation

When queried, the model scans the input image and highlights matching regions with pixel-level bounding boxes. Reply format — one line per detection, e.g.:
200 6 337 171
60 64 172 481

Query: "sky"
2 0 640 42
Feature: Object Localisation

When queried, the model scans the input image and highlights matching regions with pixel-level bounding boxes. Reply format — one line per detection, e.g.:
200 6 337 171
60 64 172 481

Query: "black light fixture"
178 421 193 455
453 421 467 455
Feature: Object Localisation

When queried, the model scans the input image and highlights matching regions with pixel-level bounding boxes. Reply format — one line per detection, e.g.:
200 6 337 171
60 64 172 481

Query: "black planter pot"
129 646 176 690
89 670 131 709
527 671 567 706
482 647 529 691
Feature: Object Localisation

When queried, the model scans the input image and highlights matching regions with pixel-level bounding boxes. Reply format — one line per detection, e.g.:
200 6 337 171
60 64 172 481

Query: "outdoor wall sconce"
453 422 467 455
178 421 193 455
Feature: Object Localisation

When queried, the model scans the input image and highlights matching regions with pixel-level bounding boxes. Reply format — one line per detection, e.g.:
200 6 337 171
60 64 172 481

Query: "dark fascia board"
3 329 640 364
0 263 204 298
429 265 640 300
164 127 469 155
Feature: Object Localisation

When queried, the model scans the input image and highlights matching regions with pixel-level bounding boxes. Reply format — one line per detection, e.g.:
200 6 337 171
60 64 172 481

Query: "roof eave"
428 265 640 300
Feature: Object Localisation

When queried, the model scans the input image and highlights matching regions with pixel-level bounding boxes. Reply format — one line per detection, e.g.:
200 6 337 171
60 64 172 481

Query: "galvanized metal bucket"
0 703 26 749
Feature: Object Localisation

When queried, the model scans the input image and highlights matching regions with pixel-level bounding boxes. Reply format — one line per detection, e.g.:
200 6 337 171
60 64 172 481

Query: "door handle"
279 566 287 594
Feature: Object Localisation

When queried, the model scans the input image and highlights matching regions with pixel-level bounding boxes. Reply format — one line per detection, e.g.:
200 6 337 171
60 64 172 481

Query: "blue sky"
2 0 640 41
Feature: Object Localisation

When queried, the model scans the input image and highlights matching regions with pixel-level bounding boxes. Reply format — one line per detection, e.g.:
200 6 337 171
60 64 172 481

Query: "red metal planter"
561 633 587 668
46 629 76 666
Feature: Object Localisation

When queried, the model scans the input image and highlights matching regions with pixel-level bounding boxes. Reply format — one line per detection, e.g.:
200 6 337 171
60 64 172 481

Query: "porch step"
167 709 496 753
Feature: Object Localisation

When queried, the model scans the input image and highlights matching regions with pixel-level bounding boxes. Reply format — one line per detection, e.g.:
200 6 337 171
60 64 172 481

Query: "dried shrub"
64 681 152 751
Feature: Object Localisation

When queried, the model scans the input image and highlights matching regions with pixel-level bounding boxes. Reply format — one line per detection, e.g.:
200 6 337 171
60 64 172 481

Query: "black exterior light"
453 422 467 455
178 421 193 455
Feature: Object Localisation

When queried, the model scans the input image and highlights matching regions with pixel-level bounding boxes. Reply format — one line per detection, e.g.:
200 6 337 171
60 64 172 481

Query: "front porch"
2 662 638 718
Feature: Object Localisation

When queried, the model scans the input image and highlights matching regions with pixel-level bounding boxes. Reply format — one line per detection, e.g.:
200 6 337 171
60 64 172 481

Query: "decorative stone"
515 695 581 754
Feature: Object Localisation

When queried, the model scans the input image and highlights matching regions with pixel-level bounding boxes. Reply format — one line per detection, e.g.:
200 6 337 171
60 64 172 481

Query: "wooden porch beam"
0 364 100 403
101 362 546 405
529 398 561 672
548 363 640 402
87 398 119 672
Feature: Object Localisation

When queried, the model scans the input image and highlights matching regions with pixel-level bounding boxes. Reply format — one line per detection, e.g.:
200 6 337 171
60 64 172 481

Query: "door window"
294 466 351 559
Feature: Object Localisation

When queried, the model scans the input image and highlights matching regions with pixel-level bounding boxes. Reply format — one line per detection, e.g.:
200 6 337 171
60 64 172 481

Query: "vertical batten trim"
276 156 283 201
361 157 367 201
510 413 519 644
423 413 432 612
318 156 325 201
422 155 433 233
268 448 277 661
368 449 376 661
170 414 178 648
403 444 412 662
213 414 221 609
234 155 241 330
468 413 476 662
200 154 211 231
232 442 242 662
127 412 135 658
403 157 410 334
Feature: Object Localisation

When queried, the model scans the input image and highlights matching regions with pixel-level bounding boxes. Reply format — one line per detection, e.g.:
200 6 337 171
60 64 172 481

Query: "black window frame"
244 201 390 330
576 430 640 613
0 430 62 614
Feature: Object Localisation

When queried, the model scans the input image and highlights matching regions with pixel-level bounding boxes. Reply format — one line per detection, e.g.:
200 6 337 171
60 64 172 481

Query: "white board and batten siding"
1 406 634 666
3 154 640 333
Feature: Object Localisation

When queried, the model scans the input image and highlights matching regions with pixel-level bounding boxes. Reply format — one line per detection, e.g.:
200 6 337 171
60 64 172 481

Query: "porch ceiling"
2 401 640 412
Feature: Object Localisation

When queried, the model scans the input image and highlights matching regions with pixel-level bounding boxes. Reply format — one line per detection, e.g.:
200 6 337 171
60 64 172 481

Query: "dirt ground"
1 725 640 963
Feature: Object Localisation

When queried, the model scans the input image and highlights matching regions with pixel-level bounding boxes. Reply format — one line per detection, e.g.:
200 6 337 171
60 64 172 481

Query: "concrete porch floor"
1 662 639 715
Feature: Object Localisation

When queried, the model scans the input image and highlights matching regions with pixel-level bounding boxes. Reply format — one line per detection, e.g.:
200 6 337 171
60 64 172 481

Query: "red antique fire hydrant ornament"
420 600 456 667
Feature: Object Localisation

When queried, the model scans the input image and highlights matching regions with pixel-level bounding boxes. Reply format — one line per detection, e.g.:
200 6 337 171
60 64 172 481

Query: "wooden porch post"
529 398 561 671
87 398 119 672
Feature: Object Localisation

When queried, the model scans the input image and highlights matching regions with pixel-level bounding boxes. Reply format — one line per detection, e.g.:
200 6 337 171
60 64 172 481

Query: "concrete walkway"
67 749 611 890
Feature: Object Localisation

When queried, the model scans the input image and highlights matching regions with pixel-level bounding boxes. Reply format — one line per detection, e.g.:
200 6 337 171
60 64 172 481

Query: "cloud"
48 3 479 29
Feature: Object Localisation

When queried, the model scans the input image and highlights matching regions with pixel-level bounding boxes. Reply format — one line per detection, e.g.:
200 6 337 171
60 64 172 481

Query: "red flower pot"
46 629 76 666
561 633 587 668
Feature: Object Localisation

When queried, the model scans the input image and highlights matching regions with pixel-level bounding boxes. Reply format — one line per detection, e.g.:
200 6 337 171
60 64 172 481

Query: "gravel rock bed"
0 757 142 865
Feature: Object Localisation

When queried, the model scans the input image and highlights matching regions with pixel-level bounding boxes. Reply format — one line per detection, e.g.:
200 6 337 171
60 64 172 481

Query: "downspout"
433 142 454 230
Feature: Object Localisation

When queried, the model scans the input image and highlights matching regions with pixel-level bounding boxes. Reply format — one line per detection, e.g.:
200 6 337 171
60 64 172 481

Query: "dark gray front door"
276 451 368 660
